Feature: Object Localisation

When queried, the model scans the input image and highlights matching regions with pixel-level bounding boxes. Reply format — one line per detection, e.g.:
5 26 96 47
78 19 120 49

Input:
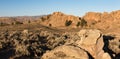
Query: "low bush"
65 20 72 26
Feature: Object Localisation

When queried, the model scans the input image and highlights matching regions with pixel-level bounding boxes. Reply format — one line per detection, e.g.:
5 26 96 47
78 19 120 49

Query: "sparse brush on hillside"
0 30 67 59
13 21 23 25
76 19 87 27
65 20 72 26
41 15 50 22
76 21 81 27
0 22 8 26
80 19 87 27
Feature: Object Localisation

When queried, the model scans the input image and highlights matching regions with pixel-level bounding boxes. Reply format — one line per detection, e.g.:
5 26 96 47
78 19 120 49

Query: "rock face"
83 10 120 31
83 12 102 22
42 45 89 59
83 11 120 23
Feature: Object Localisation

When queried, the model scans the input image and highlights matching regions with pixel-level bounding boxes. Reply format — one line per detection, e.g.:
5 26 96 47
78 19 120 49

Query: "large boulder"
76 29 111 59
65 29 111 59
41 45 89 59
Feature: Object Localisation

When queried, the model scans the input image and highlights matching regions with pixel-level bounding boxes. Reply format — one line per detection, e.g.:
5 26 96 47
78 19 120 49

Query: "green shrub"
28 20 31 23
14 21 23 25
80 19 87 27
65 20 72 26
76 21 81 27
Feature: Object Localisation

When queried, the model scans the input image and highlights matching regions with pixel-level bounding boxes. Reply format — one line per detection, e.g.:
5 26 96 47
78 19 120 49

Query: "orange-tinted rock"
41 12 81 28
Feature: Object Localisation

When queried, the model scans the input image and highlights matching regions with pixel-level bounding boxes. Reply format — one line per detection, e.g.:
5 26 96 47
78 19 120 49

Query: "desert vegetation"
65 20 72 26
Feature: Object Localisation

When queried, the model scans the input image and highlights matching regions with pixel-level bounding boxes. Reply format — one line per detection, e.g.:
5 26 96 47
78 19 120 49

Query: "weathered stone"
76 29 111 59
102 53 111 59
41 45 89 59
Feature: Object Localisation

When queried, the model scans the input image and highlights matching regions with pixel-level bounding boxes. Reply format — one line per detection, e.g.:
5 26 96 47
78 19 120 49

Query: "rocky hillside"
0 10 120 59
83 10 120 22
40 12 82 28
0 16 42 26
37 10 120 31
83 10 120 32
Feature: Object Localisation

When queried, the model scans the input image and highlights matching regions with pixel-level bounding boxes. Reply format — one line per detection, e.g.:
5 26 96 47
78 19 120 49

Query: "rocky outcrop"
41 29 112 59
77 29 111 59
83 12 102 22
83 11 120 22
83 10 120 30
64 29 111 59
41 12 81 28
110 10 120 20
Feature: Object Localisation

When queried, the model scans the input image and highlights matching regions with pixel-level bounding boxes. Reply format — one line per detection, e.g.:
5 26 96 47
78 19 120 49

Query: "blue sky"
0 0 120 17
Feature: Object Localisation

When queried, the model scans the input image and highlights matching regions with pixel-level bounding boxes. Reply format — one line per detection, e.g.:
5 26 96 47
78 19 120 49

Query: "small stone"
22 29 29 34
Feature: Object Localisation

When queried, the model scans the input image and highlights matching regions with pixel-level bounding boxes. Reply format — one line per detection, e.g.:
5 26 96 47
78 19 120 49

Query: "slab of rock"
76 29 111 59
41 45 89 59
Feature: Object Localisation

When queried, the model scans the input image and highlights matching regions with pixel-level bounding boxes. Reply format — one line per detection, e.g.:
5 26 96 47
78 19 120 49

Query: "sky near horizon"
0 0 120 17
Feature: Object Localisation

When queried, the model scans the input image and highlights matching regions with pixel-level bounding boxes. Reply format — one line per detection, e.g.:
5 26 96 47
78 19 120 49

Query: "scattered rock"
22 29 29 34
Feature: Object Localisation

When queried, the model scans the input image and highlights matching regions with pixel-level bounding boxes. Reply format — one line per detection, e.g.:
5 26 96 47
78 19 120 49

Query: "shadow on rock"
115 53 120 59
0 48 15 59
